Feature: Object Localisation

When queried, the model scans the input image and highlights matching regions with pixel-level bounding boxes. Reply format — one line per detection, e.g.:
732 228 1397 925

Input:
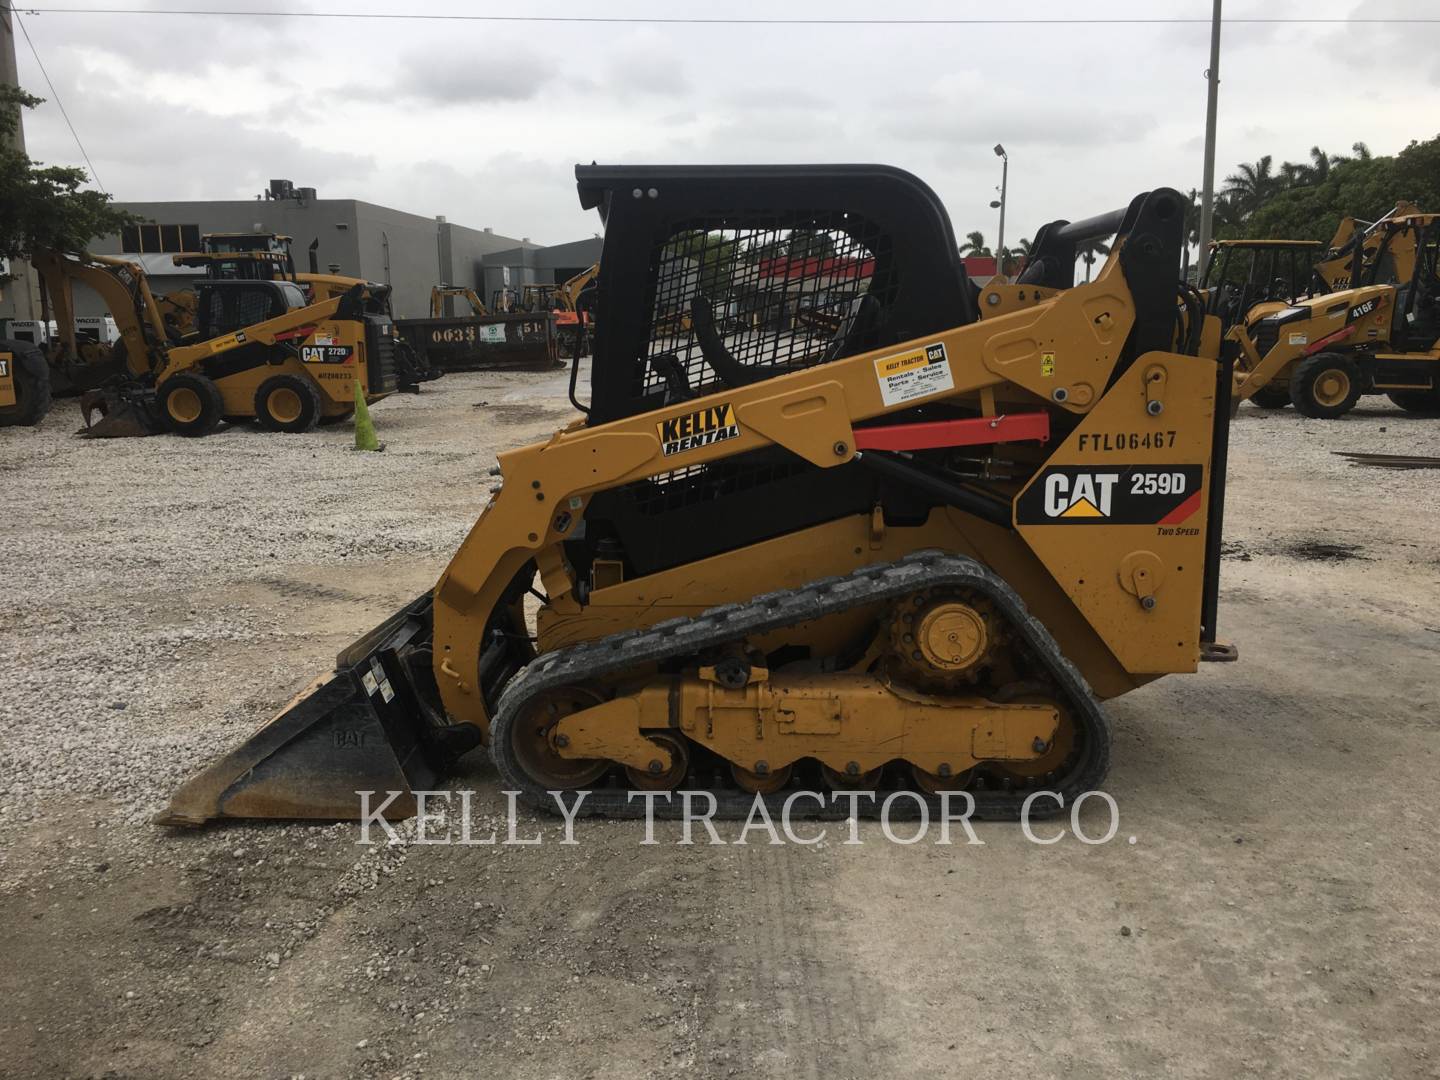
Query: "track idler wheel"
511 686 611 790
989 690 1076 784
625 732 690 791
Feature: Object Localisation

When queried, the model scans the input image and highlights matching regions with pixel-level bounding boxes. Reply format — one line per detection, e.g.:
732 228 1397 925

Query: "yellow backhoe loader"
1231 212 1440 417
1315 201 1421 290
162 164 1234 827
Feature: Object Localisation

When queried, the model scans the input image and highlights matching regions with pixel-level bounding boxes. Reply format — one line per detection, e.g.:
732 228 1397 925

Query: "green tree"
957 231 991 258
998 237 1030 276
1218 134 1440 244
1224 155 1282 217
0 85 135 266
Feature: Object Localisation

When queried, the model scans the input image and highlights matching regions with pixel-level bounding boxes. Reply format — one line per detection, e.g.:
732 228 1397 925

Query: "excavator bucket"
157 595 476 827
78 387 161 438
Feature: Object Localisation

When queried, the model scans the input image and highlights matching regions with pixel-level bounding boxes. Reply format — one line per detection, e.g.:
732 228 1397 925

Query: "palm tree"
996 237 1031 276
958 231 991 258
1224 155 1281 217
1351 141 1372 161
1078 239 1110 283
1306 145 1334 184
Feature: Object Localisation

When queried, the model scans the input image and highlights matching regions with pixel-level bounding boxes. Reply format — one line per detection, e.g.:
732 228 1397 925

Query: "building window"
121 223 201 254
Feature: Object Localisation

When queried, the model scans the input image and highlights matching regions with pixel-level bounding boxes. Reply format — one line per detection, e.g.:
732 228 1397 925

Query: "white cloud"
11 0 1440 249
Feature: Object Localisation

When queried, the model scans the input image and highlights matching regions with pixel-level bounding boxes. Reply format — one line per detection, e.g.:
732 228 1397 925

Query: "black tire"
1249 384 1292 410
1290 352 1363 419
1386 389 1440 415
254 374 322 433
158 371 224 436
0 339 52 427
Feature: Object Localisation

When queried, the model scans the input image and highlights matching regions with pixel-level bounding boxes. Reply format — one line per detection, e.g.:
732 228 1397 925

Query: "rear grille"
366 316 398 392
1252 321 1279 361
615 456 812 516
641 210 895 398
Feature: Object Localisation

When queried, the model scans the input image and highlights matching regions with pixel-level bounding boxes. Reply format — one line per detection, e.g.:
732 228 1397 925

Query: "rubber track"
489 550 1111 820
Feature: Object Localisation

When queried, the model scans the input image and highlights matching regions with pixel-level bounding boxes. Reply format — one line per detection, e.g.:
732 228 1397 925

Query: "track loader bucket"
78 387 161 438
158 595 479 827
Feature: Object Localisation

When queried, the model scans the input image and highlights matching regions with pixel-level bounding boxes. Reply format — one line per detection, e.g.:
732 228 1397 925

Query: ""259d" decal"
1016 465 1204 525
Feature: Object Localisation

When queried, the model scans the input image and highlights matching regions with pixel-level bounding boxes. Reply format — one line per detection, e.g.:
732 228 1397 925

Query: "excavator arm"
31 249 167 383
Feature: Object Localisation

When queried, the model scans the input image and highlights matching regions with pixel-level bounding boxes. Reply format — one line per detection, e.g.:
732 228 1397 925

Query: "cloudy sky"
11 0 1440 248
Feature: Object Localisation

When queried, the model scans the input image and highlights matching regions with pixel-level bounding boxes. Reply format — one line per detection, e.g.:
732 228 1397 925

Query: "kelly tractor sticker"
658 402 740 456
874 342 955 406
1017 465 1205 526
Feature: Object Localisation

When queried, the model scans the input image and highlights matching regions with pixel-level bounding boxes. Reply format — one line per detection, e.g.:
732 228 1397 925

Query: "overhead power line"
11 6 107 192
9 8 1440 25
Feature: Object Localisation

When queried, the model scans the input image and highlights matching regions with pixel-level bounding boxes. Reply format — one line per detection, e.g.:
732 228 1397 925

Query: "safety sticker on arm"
873 342 954 407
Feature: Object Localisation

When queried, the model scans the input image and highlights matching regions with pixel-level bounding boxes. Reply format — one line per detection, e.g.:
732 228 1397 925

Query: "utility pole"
0 4 23 156
1 0 40 320
1196 0 1222 279
992 144 1008 281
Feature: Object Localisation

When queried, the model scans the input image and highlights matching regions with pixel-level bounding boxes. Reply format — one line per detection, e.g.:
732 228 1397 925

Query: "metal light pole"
1196 0 1222 277
993 144 1008 280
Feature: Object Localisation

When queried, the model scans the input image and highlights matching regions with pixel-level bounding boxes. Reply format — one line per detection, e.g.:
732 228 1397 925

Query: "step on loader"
162 164 1235 827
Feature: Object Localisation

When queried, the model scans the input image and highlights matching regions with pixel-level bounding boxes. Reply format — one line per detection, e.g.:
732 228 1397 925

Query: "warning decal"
874 342 954 407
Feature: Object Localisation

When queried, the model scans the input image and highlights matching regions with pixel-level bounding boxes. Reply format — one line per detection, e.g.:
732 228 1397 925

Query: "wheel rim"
1313 369 1351 407
510 687 610 790
268 387 304 424
166 386 203 424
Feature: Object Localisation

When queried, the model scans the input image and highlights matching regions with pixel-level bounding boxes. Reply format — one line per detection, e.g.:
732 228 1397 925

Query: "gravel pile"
0 372 575 855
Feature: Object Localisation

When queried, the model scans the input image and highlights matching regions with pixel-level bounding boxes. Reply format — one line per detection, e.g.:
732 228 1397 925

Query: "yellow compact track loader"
163 164 1234 827
1232 212 1440 417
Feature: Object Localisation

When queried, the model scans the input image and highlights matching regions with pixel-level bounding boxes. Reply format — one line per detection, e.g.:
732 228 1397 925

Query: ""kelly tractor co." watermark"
355 789 1132 847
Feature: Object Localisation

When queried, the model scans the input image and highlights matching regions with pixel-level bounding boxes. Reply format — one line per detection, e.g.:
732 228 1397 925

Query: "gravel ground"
1 378 1438 1079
